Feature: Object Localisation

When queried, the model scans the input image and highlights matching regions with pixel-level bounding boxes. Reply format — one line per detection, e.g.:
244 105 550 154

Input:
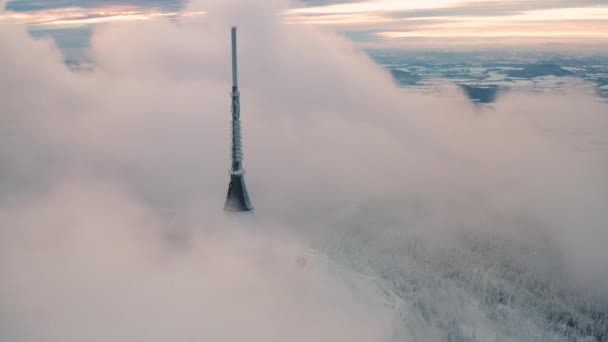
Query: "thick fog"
1 0 607 341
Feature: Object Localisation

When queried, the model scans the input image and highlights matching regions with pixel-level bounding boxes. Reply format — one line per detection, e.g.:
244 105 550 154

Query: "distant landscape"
372 50 608 103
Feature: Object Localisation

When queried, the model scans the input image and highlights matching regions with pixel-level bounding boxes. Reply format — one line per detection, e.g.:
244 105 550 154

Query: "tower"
224 26 254 212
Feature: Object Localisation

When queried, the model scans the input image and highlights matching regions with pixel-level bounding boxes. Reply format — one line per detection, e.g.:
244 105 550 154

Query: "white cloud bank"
1 0 607 341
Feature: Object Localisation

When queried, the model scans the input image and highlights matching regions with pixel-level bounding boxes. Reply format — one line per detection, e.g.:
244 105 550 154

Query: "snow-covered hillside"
307 222 608 341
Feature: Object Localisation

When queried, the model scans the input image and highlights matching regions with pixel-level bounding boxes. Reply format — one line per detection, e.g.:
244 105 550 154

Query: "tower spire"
224 26 254 212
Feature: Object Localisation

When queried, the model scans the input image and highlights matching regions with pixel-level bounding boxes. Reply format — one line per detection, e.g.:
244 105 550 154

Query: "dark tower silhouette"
224 26 254 213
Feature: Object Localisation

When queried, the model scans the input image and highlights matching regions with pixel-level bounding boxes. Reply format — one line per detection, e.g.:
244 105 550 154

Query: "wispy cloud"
376 7 608 39
286 0 608 45
3 0 608 46
1 3 204 27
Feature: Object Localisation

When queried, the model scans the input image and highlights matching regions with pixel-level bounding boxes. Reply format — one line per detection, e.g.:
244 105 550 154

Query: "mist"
1 0 607 341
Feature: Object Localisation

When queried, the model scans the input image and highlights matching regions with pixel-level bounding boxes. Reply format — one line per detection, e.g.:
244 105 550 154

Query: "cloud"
0 1 400 341
285 0 608 46
1 0 608 340
5 0 608 48
0 4 204 28
0 181 392 342
290 0 605 17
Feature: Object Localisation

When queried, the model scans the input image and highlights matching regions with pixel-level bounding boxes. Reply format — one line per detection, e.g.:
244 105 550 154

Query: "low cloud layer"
0 182 392 341
1 0 607 340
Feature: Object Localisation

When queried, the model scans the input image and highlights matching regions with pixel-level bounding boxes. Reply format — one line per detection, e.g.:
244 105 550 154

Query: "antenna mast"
224 26 254 212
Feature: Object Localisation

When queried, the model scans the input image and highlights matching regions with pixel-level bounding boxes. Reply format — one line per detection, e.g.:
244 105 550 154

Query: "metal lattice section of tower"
231 89 243 173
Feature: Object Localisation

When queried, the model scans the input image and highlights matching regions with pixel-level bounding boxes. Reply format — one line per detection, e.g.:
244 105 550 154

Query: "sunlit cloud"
2 0 608 46
285 13 395 26
374 7 608 40
378 28 608 39
287 0 464 15
456 7 608 22
0 4 205 27
285 1 608 44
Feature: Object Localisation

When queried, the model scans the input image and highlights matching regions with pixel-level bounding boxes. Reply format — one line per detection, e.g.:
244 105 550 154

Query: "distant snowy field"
371 51 608 102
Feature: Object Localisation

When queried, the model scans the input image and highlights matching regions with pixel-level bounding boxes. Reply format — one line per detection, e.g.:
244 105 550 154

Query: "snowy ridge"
306 227 608 342
297 249 409 340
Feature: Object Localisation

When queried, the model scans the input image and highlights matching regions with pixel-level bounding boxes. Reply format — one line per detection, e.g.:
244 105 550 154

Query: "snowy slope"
308 227 608 342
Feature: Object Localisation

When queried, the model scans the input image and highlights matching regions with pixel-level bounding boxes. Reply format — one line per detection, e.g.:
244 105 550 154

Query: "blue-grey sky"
5 0 182 11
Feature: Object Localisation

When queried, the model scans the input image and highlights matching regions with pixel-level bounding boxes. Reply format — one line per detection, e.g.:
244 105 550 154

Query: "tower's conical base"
224 174 254 212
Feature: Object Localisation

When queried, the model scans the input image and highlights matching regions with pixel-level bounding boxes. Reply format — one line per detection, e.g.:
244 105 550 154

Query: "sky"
3 0 608 49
